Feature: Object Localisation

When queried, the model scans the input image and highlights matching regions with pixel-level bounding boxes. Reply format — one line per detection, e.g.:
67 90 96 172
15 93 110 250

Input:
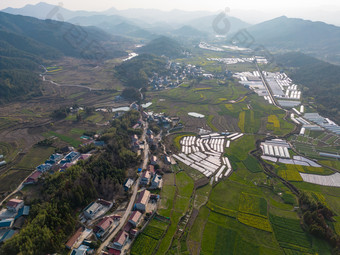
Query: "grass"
43 131 81 147
131 234 158 255
70 128 86 135
238 111 246 132
172 133 195 151
16 146 55 169
188 206 210 242
176 171 194 197
225 135 257 161
242 155 263 173
158 185 176 217
238 193 267 217
0 169 32 193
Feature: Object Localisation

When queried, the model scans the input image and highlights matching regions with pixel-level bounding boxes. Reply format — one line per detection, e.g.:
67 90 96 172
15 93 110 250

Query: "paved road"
96 120 149 254
256 62 280 108
0 182 24 207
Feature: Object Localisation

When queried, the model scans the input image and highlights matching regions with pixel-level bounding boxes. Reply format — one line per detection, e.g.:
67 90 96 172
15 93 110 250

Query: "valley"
0 3 340 255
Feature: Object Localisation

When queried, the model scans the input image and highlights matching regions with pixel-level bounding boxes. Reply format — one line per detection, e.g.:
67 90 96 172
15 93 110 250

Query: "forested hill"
137 36 185 58
0 11 130 102
115 54 167 88
276 52 340 123
247 16 340 64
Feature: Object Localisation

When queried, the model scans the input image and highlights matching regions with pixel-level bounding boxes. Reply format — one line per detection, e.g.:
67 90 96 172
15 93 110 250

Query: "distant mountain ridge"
68 15 156 39
1 2 249 38
246 16 340 64
1 2 215 24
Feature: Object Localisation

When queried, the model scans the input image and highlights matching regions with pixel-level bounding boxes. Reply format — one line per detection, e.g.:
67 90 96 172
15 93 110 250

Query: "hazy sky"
1 0 340 24
0 0 339 12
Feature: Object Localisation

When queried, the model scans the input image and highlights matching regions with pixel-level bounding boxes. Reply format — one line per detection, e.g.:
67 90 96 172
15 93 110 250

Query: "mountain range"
3 3 340 65
0 11 130 102
246 16 340 64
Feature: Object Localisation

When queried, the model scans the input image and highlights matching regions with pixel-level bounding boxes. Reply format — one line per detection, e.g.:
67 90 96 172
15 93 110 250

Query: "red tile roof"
114 231 128 245
97 217 114 231
147 165 155 173
141 171 151 179
136 190 150 205
65 227 83 249
128 211 142 224
25 171 42 183
108 248 121 255
7 199 23 208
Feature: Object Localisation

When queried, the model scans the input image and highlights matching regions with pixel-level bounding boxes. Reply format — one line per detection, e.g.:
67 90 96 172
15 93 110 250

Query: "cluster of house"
142 112 180 130
105 189 160 255
140 164 163 190
0 198 30 243
0 154 6 167
80 135 106 148
149 62 206 90
23 147 92 186
65 199 114 254
65 227 93 255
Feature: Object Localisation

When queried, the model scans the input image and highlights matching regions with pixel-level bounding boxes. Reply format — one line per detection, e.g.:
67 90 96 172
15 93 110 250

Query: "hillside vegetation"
247 16 340 64
276 52 340 123
115 54 167 88
0 11 129 102
137 36 185 58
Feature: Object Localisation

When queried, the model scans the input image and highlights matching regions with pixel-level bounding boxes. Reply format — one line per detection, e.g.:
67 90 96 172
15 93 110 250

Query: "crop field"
206 115 218 132
16 145 55 169
278 169 303 182
0 141 19 163
131 234 159 255
193 184 211 209
242 155 263 173
319 160 340 171
158 185 176 217
155 171 194 255
237 212 272 232
226 135 257 161
0 169 32 193
158 54 335 254
267 115 280 132
201 223 262 255
43 131 81 147
334 216 340 235
238 111 246 132
206 201 238 218
271 223 312 250
172 133 195 150
143 225 165 240
238 193 267 216
148 75 295 135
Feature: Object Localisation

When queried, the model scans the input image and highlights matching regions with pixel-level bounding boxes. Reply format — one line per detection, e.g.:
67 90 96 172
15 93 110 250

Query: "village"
0 98 183 254
149 61 214 91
